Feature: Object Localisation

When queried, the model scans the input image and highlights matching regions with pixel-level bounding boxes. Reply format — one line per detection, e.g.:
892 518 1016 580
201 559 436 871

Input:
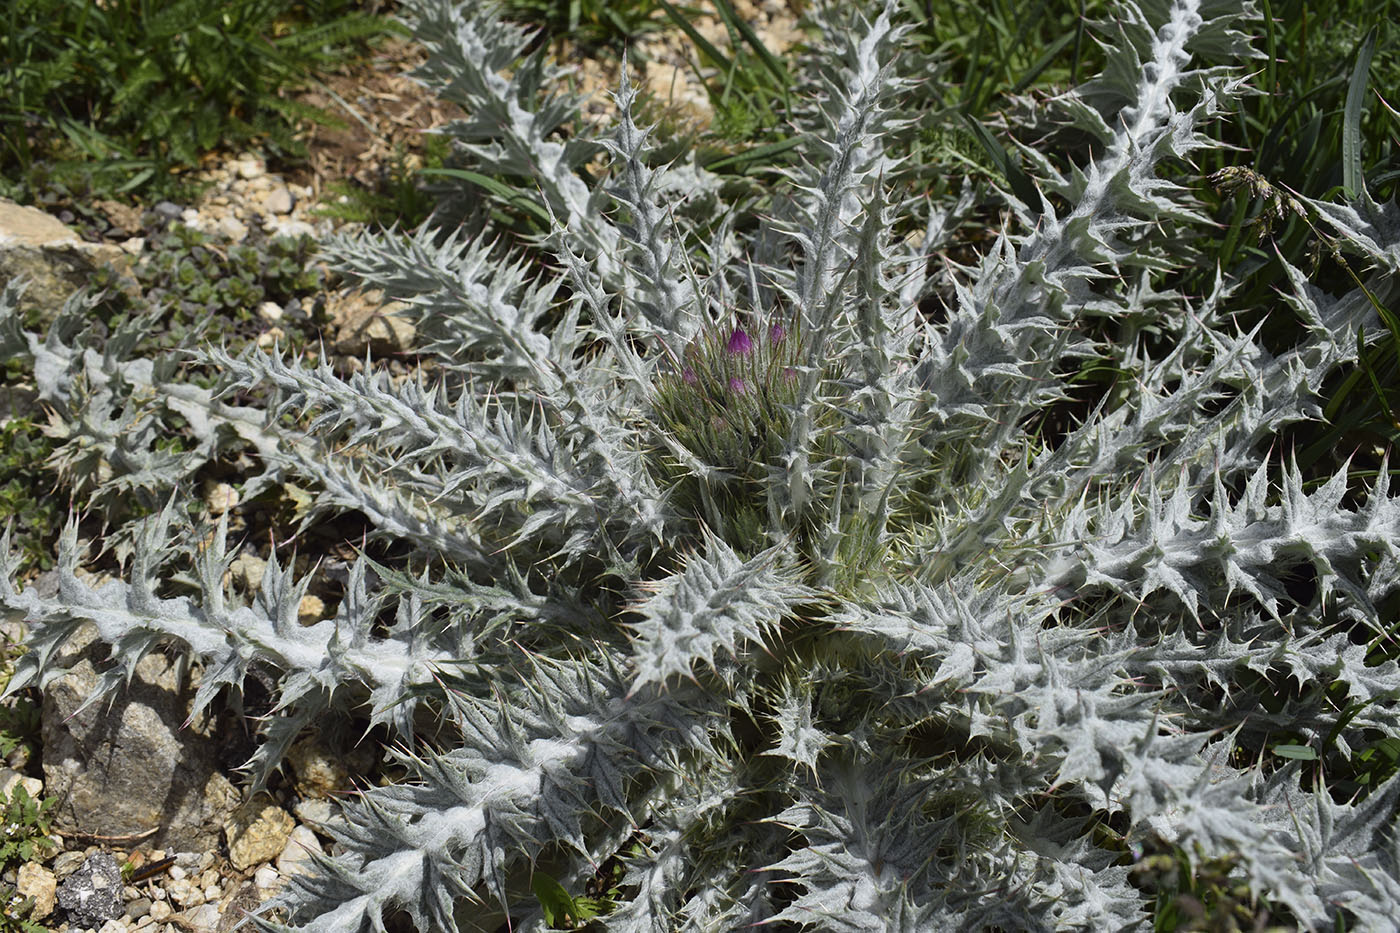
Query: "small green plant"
530 871 610 929
0 785 56 871
0 886 45 933
88 222 326 355
0 700 40 769
1132 838 1286 932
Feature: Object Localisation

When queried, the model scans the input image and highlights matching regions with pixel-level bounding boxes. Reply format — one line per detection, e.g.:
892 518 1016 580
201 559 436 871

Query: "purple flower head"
769 322 786 344
728 376 748 394
782 366 798 384
727 328 753 356
682 367 698 385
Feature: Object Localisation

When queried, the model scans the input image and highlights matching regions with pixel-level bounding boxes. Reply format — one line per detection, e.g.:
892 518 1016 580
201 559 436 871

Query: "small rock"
51 851 87 879
236 158 265 180
263 186 295 215
95 198 144 236
55 851 124 929
0 767 43 799
257 300 285 324
292 797 335 828
120 236 146 255
16 862 56 919
266 217 316 239
153 201 183 221
276 825 323 881
298 594 325 625
98 919 126 933
180 208 201 226
167 876 202 907
253 865 281 896
203 481 239 516
229 553 267 594
256 326 286 350
180 902 222 932
225 796 295 871
126 895 152 919
167 864 186 882
149 899 172 920
287 739 350 799
216 216 248 242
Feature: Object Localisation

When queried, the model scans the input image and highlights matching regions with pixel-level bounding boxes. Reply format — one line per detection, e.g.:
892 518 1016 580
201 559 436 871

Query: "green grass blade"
711 0 789 89
420 168 552 225
1356 326 1398 431
1009 29 1076 95
960 112 1040 210
1342 25 1377 198
657 0 733 71
702 135 801 172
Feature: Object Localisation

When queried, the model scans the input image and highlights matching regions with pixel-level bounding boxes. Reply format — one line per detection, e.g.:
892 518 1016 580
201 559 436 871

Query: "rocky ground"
0 5 800 930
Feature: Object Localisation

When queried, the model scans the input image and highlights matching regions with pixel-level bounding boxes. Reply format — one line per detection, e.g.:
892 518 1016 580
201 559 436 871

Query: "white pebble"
263 186 295 215
183 902 222 932
216 216 248 242
254 865 281 894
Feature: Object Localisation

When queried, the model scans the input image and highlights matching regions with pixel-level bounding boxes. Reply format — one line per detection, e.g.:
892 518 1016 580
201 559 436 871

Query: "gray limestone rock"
41 624 241 852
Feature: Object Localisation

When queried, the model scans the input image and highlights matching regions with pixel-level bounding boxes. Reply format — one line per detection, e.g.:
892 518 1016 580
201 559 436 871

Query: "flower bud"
727 328 753 356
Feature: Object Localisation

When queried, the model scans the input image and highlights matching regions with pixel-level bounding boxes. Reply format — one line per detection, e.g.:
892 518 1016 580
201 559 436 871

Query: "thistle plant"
4 0 1400 930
